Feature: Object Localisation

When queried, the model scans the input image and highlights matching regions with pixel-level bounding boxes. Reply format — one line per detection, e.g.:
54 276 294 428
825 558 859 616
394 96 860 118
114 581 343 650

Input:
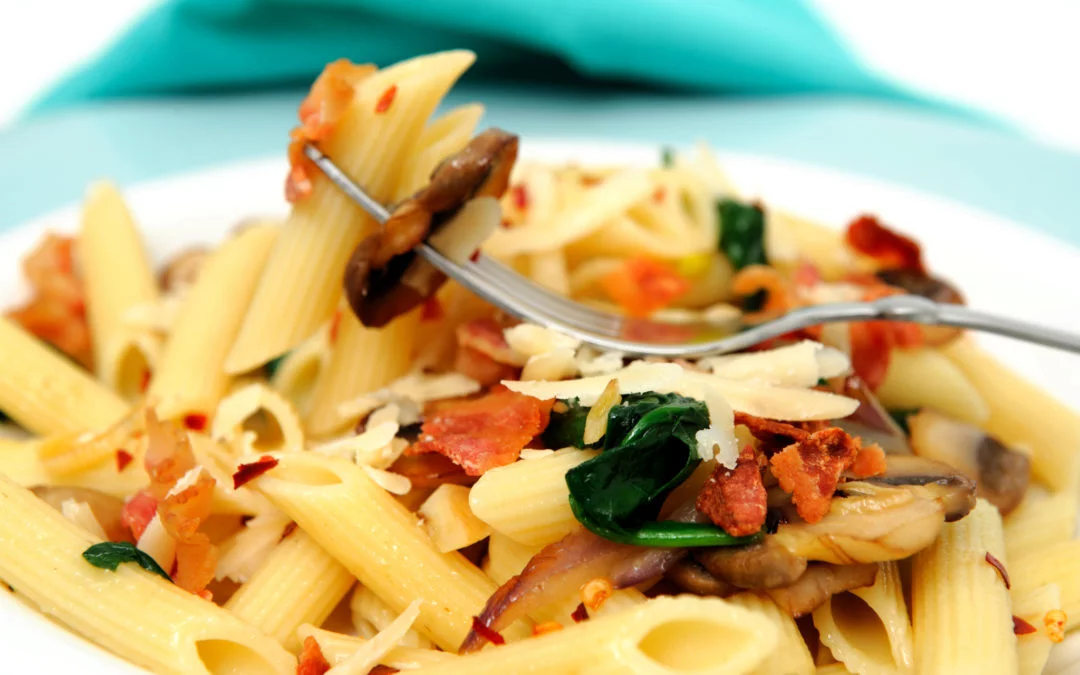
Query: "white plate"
2 139 1079 674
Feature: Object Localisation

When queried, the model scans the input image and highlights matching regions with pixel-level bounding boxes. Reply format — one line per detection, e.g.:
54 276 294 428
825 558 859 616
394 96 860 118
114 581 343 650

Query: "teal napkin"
32 0 906 113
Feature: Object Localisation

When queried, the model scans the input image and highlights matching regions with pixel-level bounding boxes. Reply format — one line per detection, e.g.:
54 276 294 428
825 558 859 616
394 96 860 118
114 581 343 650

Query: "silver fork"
306 144 1080 359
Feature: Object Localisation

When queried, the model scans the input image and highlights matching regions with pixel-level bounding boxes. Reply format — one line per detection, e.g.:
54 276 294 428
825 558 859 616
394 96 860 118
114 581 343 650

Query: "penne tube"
911 499 1016 674
296 624 458 670
0 437 146 499
469 448 599 547
0 317 128 435
1003 489 1078 563
224 51 476 374
876 348 988 425
1011 540 1080 631
150 225 279 421
78 182 160 398
225 529 354 652
251 452 507 651
398 595 777 675
1012 583 1061 675
0 475 294 675
727 593 814 675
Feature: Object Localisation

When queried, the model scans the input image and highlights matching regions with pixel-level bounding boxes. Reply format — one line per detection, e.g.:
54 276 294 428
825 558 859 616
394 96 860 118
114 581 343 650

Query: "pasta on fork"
0 50 1078 675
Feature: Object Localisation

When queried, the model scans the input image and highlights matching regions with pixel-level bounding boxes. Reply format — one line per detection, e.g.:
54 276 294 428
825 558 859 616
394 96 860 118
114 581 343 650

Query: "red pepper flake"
139 370 152 393
116 450 134 472
182 413 208 432
571 602 589 623
469 616 505 646
469 250 481 263
420 297 444 322
328 309 343 345
652 186 666 203
280 521 298 541
500 218 512 229
511 184 528 210
375 85 397 114
232 455 279 489
297 635 331 675
985 552 1011 589
1013 616 1038 636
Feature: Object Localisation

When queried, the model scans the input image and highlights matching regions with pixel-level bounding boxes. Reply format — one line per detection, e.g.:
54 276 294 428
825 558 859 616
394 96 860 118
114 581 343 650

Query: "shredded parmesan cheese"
583 379 621 445
504 324 581 357
215 510 292 583
521 348 578 381
362 466 411 495
700 341 850 387
60 499 108 540
137 514 177 571
520 448 556 460
325 600 423 675
165 466 206 499
337 372 481 420
574 346 624 376
503 361 682 406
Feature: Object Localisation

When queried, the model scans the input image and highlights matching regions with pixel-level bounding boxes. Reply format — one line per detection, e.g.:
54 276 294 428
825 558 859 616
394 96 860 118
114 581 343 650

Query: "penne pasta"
1011 540 1080 631
0 316 128 435
224 528 354 651
1012 583 1061 675
0 475 294 675
876 348 988 425
224 50 477 374
251 452 509 651
911 499 1016 674
1003 488 1078 563
469 447 599 547
296 624 458 670
727 593 814 675
78 182 160 399
150 224 279 421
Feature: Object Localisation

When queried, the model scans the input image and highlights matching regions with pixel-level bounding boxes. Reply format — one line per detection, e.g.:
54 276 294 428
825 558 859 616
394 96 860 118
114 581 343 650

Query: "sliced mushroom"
764 562 879 617
875 269 964 345
772 480 947 565
159 246 209 292
31 486 131 543
907 409 1030 515
345 129 519 327
859 453 977 521
666 558 734 596
694 538 808 590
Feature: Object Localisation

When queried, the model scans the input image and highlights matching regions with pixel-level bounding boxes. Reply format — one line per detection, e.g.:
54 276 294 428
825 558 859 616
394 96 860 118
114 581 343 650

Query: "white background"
3 1 1080 154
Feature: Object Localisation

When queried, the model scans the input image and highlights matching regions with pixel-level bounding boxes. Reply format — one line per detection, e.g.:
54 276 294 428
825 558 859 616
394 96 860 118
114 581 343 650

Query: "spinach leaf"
82 542 172 582
542 398 595 450
264 354 288 379
718 199 767 271
888 408 920 435
561 393 752 547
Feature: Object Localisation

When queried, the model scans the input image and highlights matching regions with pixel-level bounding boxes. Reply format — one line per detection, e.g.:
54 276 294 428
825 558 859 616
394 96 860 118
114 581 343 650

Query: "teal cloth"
32 0 908 113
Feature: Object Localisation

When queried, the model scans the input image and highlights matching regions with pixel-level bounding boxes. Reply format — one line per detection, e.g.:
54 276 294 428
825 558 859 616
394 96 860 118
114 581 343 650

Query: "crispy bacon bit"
161 471 217 593
601 256 691 317
769 427 863 524
375 84 398 114
532 621 564 637
182 413 208 432
511 184 528 210
470 616 506 646
328 309 343 345
571 603 589 623
984 552 1011 589
145 413 197 501
233 455 280 489
469 249 481 263
281 521 298 541
420 297 444 322
297 635 331 675
1046 610 1067 643
286 59 377 203
6 234 93 368
455 346 520 388
849 443 887 478
116 450 134 472
697 445 768 536
389 453 477 489
409 390 553 476
734 412 809 455
846 215 925 274
457 318 521 366
793 261 822 288
1013 616 1038 636
581 578 613 611
121 490 158 540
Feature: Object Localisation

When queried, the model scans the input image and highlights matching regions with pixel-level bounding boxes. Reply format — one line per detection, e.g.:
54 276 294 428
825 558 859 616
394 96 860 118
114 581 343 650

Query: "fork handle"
732 295 1080 356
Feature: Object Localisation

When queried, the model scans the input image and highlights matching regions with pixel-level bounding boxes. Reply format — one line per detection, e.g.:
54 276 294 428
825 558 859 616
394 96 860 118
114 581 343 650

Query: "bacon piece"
116 450 134 472
470 616 506 646
389 453 477 489
600 256 690 317
733 412 810 456
144 412 197 500
409 390 554 475
173 537 218 596
160 471 217 594
769 427 863 524
121 489 158 541
846 215 925 274
849 443 887 478
182 413 208 432
793 261 822 289
696 445 767 536
511 184 528 210
6 234 93 368
457 318 522 366
454 346 520 388
297 636 331 675
286 60 377 203
571 603 589 623
232 455 280 489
